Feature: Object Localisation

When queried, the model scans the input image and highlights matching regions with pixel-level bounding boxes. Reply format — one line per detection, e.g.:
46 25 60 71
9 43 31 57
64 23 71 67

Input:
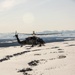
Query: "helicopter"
15 31 61 47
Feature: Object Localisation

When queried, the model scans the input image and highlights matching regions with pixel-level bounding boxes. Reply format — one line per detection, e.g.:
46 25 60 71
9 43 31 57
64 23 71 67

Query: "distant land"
0 30 75 39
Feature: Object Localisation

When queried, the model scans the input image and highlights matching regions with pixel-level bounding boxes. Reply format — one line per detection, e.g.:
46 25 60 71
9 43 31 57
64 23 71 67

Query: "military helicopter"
15 31 60 47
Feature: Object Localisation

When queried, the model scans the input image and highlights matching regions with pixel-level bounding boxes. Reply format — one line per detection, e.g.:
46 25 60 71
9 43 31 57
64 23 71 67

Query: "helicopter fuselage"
15 34 45 47
24 36 45 46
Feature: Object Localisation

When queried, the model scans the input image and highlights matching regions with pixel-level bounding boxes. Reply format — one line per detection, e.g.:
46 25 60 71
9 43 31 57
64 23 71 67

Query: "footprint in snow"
68 44 75 47
58 55 66 59
28 60 39 66
51 46 59 49
18 68 32 75
34 54 41 56
58 49 63 50
58 51 64 53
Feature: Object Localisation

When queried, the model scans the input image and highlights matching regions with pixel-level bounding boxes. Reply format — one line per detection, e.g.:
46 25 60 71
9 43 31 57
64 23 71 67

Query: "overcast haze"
0 0 75 33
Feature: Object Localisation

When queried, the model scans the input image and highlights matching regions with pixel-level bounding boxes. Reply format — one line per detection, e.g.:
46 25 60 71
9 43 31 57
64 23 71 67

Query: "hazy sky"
0 0 75 33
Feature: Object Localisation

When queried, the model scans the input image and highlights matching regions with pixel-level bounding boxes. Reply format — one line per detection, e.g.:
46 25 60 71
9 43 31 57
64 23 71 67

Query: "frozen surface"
0 40 75 75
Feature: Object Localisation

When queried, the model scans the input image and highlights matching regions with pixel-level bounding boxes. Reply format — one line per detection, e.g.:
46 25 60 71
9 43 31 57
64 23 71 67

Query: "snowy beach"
0 40 75 75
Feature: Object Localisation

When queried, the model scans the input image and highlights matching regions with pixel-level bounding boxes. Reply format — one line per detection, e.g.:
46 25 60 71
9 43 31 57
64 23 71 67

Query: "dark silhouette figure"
15 34 45 47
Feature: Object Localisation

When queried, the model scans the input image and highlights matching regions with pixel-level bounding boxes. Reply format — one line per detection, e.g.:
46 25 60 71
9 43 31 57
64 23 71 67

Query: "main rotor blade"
34 33 61 35
22 33 33 35
20 33 61 35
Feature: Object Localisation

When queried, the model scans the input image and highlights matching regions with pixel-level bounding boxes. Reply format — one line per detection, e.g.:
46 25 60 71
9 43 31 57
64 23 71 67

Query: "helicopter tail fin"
15 31 18 35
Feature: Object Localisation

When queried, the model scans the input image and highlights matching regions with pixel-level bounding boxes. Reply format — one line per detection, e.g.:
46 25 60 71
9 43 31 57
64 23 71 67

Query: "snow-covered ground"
0 40 75 75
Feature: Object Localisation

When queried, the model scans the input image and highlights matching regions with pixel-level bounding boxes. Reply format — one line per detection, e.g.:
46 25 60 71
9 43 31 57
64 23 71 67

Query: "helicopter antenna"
33 31 36 36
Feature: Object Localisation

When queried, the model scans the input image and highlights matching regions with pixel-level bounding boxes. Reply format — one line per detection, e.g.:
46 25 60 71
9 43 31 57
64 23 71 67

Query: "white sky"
0 0 75 33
